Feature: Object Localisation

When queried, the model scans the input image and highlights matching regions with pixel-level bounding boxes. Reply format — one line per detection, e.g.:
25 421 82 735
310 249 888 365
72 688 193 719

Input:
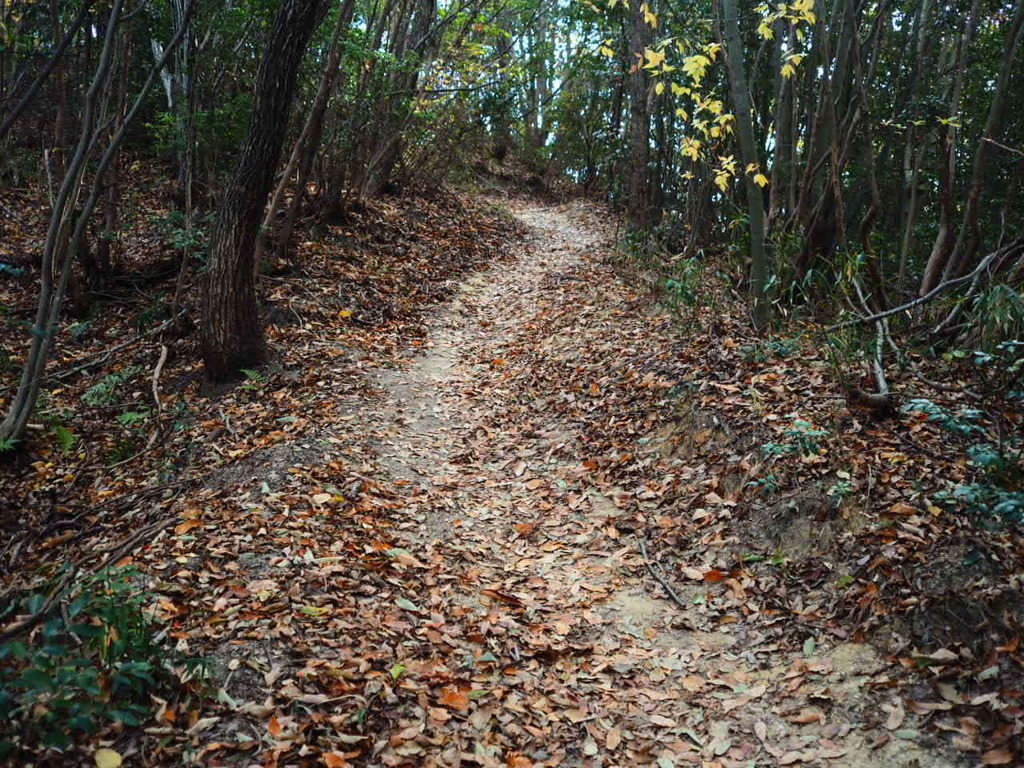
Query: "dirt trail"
365 201 959 767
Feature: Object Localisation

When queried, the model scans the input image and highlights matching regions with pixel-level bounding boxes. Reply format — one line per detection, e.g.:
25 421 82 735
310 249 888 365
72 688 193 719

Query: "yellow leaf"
754 173 769 187
715 175 729 192
682 53 710 82
338 309 353 318
641 3 658 27
781 62 796 78
95 749 123 768
655 81 665 95
599 45 615 57
643 48 666 69
757 22 774 39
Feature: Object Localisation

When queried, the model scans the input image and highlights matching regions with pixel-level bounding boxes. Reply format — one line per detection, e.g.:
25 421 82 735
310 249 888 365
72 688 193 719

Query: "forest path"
363 200 956 767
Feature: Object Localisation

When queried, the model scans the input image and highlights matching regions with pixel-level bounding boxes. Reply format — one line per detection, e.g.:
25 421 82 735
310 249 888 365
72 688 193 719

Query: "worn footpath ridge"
348 202 958 767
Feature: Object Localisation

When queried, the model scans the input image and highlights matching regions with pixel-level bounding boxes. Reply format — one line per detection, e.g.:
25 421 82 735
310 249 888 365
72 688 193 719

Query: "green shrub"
0 567 201 757
904 394 1023 526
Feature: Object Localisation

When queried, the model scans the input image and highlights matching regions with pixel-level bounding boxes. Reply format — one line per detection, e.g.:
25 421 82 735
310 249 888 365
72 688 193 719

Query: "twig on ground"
637 535 690 611
152 344 169 411
0 310 188 397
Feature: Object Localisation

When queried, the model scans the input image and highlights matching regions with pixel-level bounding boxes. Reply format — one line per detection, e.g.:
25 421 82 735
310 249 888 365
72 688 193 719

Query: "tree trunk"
256 0 356 269
0 1 192 447
722 0 769 329
919 0 981 296
625 0 652 230
201 0 328 382
944 0 1024 281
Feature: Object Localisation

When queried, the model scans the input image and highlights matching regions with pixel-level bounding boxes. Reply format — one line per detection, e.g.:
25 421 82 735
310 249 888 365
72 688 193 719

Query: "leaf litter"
2 192 1022 766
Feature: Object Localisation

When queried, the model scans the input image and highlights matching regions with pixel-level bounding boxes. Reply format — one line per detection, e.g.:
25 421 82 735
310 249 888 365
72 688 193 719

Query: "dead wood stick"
982 136 1024 158
853 279 889 396
880 317 982 399
151 344 169 411
637 535 690 611
824 243 1014 332
0 313 180 397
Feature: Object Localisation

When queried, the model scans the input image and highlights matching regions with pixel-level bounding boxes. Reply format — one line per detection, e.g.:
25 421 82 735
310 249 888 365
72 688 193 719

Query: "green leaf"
395 597 419 612
17 668 54 691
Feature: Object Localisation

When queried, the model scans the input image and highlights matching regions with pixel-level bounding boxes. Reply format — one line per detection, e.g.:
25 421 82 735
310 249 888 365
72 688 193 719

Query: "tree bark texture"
625 0 652 230
201 0 328 382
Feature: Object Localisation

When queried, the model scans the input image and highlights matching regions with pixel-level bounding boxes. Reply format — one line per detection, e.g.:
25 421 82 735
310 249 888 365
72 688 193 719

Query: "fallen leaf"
438 686 471 711
981 749 1014 765
606 726 622 750
94 749 123 768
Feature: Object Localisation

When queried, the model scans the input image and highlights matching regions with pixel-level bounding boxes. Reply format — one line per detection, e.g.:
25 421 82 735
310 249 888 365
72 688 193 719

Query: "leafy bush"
0 567 200 757
904 394 1023 526
149 210 215 259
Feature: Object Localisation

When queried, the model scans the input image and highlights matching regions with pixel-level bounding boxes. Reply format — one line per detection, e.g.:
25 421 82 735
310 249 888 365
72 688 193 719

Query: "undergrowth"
0 566 204 758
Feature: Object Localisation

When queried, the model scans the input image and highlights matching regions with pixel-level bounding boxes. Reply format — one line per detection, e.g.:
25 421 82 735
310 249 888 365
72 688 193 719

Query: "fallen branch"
824 242 1019 332
982 136 1024 158
151 344 169 411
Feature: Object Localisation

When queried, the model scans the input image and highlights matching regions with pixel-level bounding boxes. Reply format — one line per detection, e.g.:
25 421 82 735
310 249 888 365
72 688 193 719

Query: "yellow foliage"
641 3 658 27
682 53 710 83
643 48 666 69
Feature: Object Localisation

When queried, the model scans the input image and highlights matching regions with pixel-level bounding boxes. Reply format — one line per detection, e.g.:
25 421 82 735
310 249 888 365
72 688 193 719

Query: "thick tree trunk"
201 0 328 382
256 0 356 269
